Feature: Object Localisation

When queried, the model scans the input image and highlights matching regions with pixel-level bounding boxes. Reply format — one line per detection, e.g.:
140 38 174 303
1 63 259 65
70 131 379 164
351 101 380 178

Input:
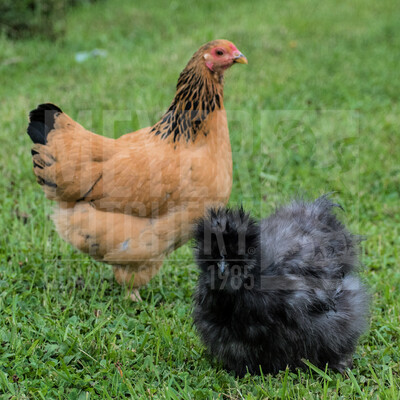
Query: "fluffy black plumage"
193 196 370 376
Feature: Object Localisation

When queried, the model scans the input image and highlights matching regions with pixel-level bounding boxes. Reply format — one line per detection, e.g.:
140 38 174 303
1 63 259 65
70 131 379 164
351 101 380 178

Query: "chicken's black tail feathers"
27 103 63 145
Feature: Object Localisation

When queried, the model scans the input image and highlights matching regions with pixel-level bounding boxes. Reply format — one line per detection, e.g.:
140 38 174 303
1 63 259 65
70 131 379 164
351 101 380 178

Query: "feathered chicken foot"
112 259 164 301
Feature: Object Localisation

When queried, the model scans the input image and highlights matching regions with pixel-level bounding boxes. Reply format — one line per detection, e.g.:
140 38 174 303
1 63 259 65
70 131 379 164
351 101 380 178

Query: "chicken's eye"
216 49 224 56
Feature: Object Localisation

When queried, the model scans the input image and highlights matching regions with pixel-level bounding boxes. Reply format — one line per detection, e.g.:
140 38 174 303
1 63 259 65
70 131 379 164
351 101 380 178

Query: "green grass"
0 0 399 398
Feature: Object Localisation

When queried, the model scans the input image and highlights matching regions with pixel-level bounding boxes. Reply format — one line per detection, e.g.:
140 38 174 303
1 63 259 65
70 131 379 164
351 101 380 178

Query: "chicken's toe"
128 288 142 302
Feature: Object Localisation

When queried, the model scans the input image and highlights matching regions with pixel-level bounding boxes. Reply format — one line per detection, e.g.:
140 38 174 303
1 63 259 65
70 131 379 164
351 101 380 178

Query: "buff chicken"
27 40 248 300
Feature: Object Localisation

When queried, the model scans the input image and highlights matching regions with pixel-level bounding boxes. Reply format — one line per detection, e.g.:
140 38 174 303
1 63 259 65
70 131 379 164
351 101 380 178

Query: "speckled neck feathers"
150 54 224 143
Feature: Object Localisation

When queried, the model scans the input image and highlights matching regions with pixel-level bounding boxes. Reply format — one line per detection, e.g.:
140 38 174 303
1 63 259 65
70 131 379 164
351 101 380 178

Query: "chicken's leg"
112 259 164 301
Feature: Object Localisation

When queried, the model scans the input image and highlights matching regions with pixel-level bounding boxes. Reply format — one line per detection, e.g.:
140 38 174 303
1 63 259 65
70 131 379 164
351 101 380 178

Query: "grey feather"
193 196 370 376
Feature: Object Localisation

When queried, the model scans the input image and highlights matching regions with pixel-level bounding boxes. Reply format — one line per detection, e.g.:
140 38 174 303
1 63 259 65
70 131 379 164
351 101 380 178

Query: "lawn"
0 0 399 398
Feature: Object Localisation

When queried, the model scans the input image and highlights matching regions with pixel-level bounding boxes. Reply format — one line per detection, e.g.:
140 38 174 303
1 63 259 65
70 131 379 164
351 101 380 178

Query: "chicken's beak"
233 53 248 64
218 260 226 274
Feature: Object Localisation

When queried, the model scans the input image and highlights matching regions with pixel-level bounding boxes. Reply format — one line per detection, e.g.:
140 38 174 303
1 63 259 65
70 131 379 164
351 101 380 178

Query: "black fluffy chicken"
193 196 369 376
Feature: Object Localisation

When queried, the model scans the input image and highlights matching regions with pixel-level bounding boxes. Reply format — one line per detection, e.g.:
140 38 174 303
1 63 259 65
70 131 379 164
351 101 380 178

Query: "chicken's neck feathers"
150 62 224 143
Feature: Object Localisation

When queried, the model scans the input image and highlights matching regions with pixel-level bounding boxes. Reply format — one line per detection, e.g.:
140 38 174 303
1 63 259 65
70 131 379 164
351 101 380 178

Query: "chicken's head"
201 40 248 74
194 207 259 293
